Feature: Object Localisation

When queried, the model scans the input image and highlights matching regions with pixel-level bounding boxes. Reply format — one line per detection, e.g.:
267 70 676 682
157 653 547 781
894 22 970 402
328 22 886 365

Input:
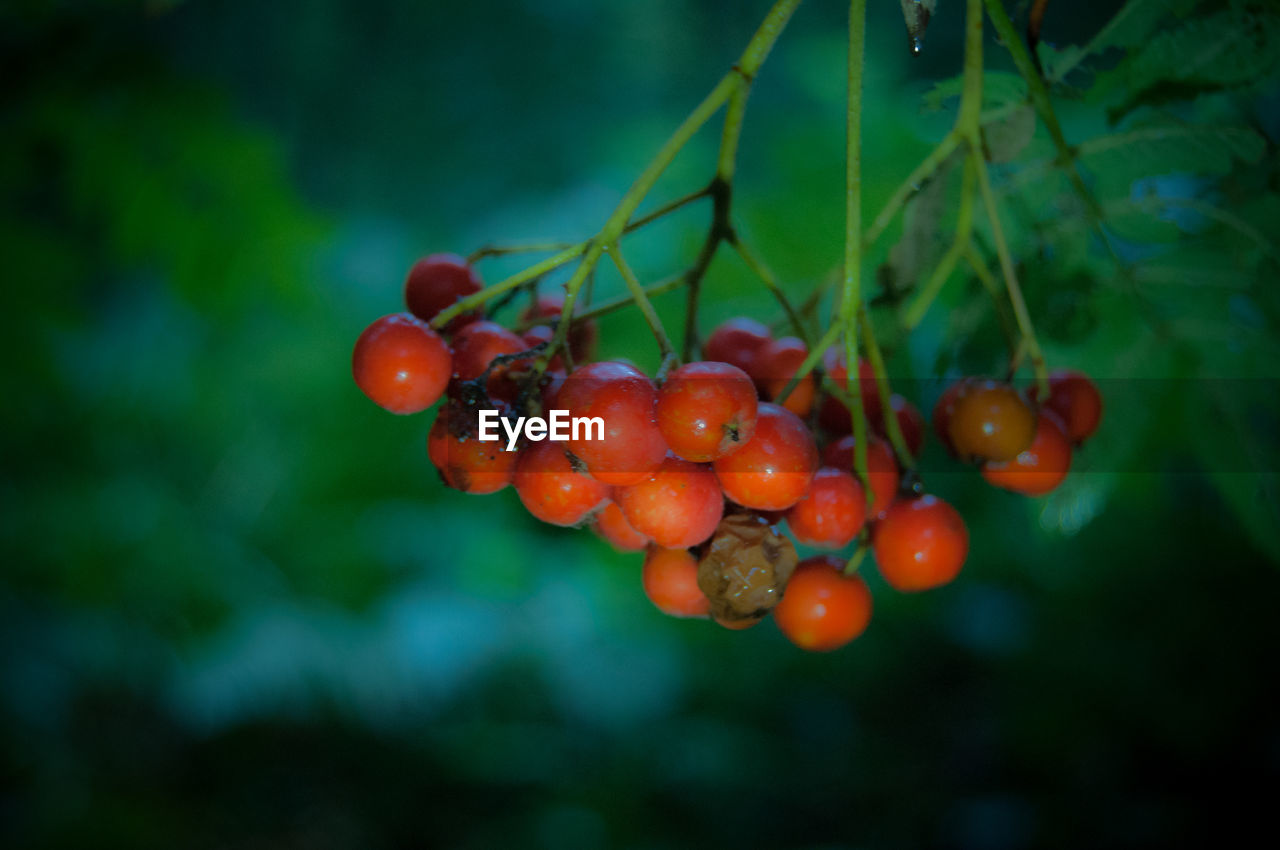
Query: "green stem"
574 271 686 324
774 322 841 406
902 154 977 329
626 185 713 232
717 84 751 181
528 0 803 374
864 132 960 250
608 245 676 361
859 306 916 470
970 140 1049 399
842 0 870 495
432 243 587 329
467 241 576 264
958 0 986 135
964 244 1020 358
729 233 811 346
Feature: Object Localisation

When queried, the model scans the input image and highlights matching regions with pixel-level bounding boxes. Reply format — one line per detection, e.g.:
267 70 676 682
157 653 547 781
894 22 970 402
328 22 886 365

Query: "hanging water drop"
898 0 936 55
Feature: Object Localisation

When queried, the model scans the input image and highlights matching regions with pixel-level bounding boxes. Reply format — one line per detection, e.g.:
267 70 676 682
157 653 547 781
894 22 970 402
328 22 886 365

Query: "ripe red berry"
593 500 651 551
1043 369 1103 443
427 402 517 494
981 410 1072 495
352 313 453 415
713 403 818 511
404 254 483 332
773 555 873 652
703 317 772 376
449 320 529 392
512 441 610 527
521 294 598 365
785 467 867 549
754 336 816 417
819 351 882 435
643 547 710 618
554 361 668 486
873 494 969 592
822 435 899 519
656 361 758 462
947 380 1036 463
616 455 724 549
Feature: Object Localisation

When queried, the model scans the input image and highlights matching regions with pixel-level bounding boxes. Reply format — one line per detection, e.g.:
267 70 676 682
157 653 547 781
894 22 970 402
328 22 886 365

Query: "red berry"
593 500 651 551
981 411 1072 496
450 320 528 389
1043 369 1103 443
754 336 816 417
521 294 598 365
513 441 610 527
713 403 818 511
554 361 668 486
947 379 1036 463
785 467 868 549
773 555 873 652
427 402 517 494
873 494 969 592
404 254 482 332
352 313 452 415
822 435 899 519
656 361 758 462
615 455 724 549
819 351 882 435
703 317 772 376
642 547 710 618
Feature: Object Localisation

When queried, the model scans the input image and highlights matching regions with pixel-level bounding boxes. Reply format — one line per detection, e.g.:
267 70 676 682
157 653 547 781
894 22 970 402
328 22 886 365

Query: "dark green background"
3 1 1278 847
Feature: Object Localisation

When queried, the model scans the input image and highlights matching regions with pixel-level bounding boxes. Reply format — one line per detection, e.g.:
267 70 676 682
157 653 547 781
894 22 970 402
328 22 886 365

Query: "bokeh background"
3 1 1279 847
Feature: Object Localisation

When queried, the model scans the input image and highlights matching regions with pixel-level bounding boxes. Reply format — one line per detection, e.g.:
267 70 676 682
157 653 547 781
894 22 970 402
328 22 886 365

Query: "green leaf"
1079 120 1266 178
1091 2 1280 113
923 71 1026 114
1088 0 1205 51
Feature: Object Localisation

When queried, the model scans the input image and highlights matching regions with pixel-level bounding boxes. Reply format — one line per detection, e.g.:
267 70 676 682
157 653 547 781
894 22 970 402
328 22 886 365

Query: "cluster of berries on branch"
353 253 1103 652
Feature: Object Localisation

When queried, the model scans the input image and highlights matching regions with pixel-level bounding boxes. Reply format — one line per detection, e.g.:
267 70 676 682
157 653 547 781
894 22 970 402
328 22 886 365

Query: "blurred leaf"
1079 119 1266 178
1092 1 1280 118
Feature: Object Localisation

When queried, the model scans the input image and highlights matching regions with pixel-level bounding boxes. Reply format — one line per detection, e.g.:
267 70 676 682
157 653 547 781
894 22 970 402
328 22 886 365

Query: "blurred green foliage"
2 1 1279 848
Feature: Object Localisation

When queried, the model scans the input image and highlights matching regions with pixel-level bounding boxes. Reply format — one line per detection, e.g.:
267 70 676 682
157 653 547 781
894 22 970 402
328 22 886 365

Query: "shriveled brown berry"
696 512 798 628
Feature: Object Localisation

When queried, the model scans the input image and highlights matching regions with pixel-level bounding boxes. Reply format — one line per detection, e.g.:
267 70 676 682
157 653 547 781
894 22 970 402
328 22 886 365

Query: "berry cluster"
353 254 1103 652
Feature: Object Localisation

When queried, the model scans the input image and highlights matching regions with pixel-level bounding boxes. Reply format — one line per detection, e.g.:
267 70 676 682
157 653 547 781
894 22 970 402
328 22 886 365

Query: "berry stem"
864 131 961 250
858 306 916 471
774 322 840 406
608 244 676 362
901 154 977 330
963 244 1021 362
843 539 868 577
682 178 733 361
626 185 713 232
840 0 871 499
969 141 1050 400
432 243 588 330
467 241 576 264
729 233 811 346
527 0 803 376
572 271 686 325
967 249 1018 345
